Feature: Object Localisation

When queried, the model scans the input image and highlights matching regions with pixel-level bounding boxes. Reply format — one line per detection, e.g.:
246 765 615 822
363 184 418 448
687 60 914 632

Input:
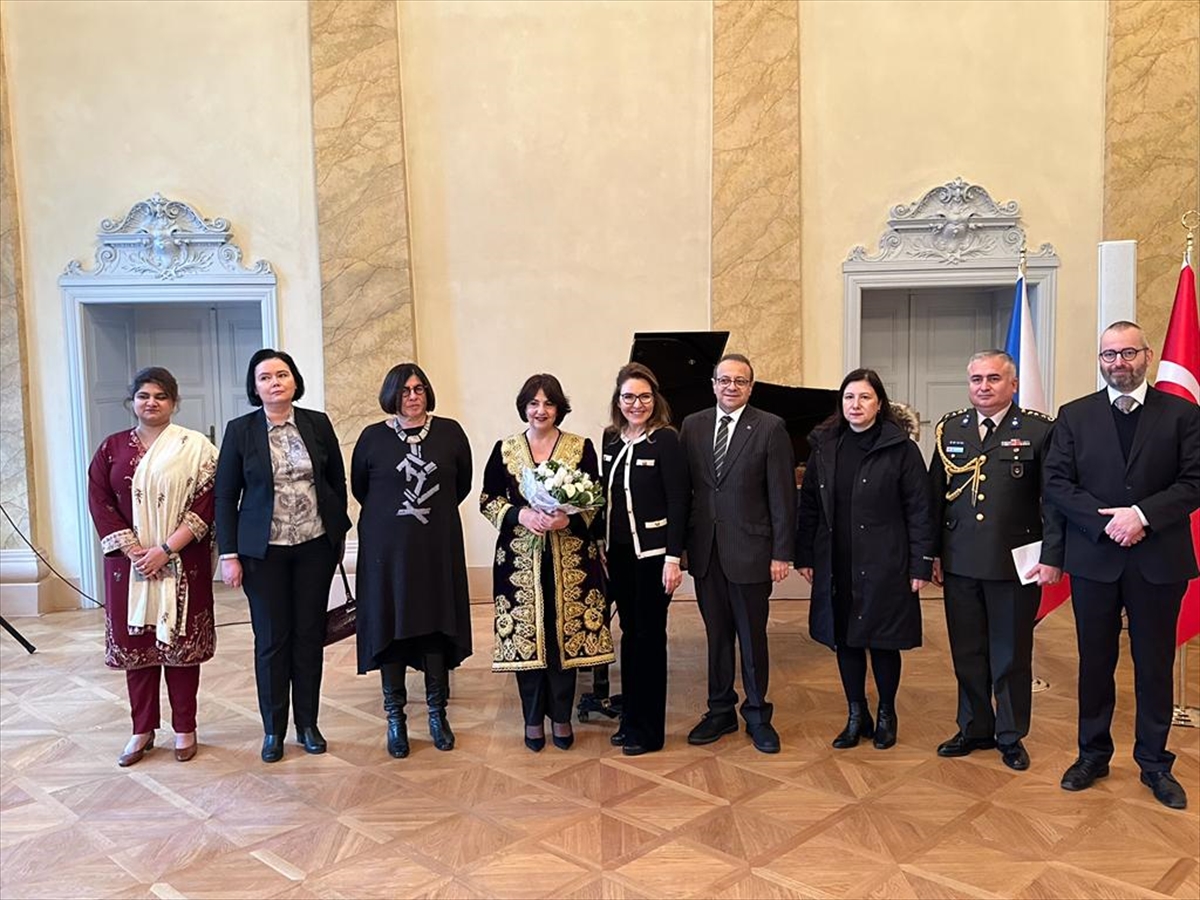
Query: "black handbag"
324 562 356 646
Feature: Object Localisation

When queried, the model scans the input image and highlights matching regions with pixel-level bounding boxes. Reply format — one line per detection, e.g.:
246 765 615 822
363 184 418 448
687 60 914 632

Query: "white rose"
563 483 577 499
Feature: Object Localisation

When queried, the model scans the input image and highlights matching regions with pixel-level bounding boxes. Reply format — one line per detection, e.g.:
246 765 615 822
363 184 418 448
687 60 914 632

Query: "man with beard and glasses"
1044 321 1200 810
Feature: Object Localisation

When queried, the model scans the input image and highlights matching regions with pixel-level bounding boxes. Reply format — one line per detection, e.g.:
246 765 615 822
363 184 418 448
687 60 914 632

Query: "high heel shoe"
118 732 154 767
524 728 546 753
174 733 198 762
551 724 574 751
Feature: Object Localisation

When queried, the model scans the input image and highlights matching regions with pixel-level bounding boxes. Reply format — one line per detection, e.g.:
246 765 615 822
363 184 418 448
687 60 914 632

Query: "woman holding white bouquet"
480 374 614 751
601 363 688 755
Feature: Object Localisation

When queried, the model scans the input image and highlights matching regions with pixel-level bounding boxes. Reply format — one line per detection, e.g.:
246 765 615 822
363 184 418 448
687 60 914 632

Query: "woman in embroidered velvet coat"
480 374 614 751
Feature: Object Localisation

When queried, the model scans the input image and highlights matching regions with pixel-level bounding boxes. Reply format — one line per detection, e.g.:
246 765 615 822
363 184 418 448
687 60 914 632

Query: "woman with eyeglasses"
351 363 473 758
600 363 688 755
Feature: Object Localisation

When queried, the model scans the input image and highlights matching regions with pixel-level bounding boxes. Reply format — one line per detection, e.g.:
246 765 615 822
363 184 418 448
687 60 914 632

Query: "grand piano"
629 331 839 466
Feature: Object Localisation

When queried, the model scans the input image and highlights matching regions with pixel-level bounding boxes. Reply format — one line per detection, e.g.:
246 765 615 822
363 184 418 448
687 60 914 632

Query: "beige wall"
798 0 1108 408
2 0 322 580
397 0 713 565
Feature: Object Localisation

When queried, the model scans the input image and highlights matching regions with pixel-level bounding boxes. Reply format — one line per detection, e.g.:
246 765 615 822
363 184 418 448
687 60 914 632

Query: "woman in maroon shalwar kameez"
87 367 218 766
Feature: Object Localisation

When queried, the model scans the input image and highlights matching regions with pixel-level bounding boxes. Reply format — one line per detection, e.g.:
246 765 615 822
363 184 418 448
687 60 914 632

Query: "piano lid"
630 331 839 464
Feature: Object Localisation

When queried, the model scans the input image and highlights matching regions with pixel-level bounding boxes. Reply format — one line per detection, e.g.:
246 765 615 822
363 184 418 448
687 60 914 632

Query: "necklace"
393 415 433 445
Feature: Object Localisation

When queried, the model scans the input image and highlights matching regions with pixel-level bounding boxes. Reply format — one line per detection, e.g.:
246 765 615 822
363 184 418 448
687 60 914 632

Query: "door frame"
59 194 278 602
842 178 1060 410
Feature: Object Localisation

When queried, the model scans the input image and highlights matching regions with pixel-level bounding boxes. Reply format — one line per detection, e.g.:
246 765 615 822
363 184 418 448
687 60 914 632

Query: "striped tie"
713 414 733 476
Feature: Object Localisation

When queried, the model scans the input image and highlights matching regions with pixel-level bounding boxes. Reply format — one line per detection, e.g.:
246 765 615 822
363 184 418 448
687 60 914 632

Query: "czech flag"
1004 272 1070 619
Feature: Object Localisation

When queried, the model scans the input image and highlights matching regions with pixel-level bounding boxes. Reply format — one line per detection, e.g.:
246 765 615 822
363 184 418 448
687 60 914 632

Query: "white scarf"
127 423 218 646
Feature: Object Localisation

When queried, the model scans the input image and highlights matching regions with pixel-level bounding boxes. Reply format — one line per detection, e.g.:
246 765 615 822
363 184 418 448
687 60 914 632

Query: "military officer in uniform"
929 350 1064 770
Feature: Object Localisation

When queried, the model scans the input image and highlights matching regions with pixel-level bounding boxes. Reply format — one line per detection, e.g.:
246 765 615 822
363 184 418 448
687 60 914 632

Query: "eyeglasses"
1098 347 1148 363
714 377 752 388
620 392 654 406
401 385 426 396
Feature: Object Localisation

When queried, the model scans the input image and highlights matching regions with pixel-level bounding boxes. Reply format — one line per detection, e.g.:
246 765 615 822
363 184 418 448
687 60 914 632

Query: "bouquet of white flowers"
519 459 604 517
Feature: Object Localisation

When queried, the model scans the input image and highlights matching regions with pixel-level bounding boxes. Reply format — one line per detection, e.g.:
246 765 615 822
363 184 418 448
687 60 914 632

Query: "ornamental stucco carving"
846 177 1057 266
63 193 272 280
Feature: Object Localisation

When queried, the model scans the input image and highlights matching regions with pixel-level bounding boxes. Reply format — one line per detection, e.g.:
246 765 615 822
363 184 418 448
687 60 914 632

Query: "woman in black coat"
796 368 934 750
215 349 351 763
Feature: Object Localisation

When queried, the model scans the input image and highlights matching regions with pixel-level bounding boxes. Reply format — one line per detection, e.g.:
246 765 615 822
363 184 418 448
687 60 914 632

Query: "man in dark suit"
679 353 795 753
1044 321 1200 810
929 350 1064 772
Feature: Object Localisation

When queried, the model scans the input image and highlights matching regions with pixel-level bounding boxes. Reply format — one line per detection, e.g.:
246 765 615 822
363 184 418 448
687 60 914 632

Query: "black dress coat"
214 407 351 559
796 419 935 650
351 418 474 674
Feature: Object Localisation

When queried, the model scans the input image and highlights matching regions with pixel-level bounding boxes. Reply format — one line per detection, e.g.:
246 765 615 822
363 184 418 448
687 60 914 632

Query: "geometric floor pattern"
2 589 1197 899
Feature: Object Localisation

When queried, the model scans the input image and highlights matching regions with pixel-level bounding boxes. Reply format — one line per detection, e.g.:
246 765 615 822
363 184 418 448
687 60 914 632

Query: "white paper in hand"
1011 540 1043 585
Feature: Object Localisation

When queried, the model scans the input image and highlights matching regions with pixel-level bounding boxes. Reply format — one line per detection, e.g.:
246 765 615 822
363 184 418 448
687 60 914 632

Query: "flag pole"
1021 239 1053 693
1174 209 1199 728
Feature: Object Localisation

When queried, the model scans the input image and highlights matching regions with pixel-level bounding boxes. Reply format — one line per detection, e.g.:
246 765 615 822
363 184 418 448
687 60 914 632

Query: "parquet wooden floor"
2 589 1197 899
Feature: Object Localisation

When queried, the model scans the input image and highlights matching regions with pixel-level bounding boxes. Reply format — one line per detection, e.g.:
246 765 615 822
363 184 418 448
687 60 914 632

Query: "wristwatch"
160 543 172 556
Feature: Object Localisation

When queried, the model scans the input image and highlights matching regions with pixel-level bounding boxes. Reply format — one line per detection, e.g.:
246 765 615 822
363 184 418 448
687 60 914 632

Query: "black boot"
380 663 409 759
426 659 455 751
874 702 897 749
832 700 875 749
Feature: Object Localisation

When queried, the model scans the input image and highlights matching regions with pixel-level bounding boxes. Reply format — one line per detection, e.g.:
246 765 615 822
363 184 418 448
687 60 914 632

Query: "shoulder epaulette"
938 407 971 425
1020 408 1055 422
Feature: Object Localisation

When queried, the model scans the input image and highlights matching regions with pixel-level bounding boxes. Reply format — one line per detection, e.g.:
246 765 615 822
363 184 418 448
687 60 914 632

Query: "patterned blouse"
267 415 325 545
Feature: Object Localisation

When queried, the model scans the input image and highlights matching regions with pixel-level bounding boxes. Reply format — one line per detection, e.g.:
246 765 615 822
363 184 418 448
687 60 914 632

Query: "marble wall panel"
0 33 34 549
1104 0 1200 359
309 0 416 496
711 0 801 384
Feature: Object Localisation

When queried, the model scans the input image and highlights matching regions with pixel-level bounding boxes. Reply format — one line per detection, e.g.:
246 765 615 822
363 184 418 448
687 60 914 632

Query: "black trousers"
609 543 671 750
942 573 1039 746
515 551 577 726
1072 570 1184 773
242 538 338 735
695 538 772 725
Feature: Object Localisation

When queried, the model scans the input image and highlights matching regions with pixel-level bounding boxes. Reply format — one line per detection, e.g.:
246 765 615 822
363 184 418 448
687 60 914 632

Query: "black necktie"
981 418 995 443
714 415 732 475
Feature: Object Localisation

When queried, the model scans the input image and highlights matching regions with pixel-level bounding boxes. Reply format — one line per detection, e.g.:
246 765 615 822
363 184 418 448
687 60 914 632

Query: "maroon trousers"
126 665 201 733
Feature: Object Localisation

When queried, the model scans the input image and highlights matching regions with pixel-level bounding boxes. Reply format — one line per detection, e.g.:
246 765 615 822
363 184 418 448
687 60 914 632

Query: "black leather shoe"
610 730 627 747
832 701 874 749
524 731 545 753
873 703 897 750
687 714 738 745
998 741 1030 771
747 722 781 754
261 733 284 763
1141 771 1187 810
1060 757 1109 791
296 725 327 754
937 732 997 757
622 742 651 756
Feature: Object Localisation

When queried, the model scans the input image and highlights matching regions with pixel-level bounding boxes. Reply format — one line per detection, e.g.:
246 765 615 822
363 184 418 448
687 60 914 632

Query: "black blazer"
1043 387 1200 584
679 405 796 583
600 427 689 559
214 407 351 559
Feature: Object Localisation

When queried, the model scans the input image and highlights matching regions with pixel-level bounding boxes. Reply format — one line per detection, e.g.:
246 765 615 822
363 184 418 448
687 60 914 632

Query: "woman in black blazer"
601 363 688 755
215 349 351 763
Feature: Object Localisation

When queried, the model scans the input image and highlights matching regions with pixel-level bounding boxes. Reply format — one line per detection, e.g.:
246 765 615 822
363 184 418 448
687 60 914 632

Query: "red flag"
1036 578 1072 621
1154 257 1200 646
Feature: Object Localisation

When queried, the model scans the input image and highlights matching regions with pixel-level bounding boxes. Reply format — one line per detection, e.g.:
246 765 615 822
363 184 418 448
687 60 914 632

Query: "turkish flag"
1154 258 1200 646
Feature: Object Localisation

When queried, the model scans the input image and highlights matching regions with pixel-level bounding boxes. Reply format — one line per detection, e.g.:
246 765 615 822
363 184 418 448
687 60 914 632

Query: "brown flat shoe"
175 739 198 762
118 733 154 767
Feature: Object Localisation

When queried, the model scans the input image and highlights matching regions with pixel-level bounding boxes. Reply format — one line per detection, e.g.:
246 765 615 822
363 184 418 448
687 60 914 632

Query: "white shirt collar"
1106 381 1149 407
715 404 746 434
977 403 1012 428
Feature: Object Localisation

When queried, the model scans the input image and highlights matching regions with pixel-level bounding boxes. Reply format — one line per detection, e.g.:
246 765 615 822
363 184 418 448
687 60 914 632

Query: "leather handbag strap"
338 562 354 604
